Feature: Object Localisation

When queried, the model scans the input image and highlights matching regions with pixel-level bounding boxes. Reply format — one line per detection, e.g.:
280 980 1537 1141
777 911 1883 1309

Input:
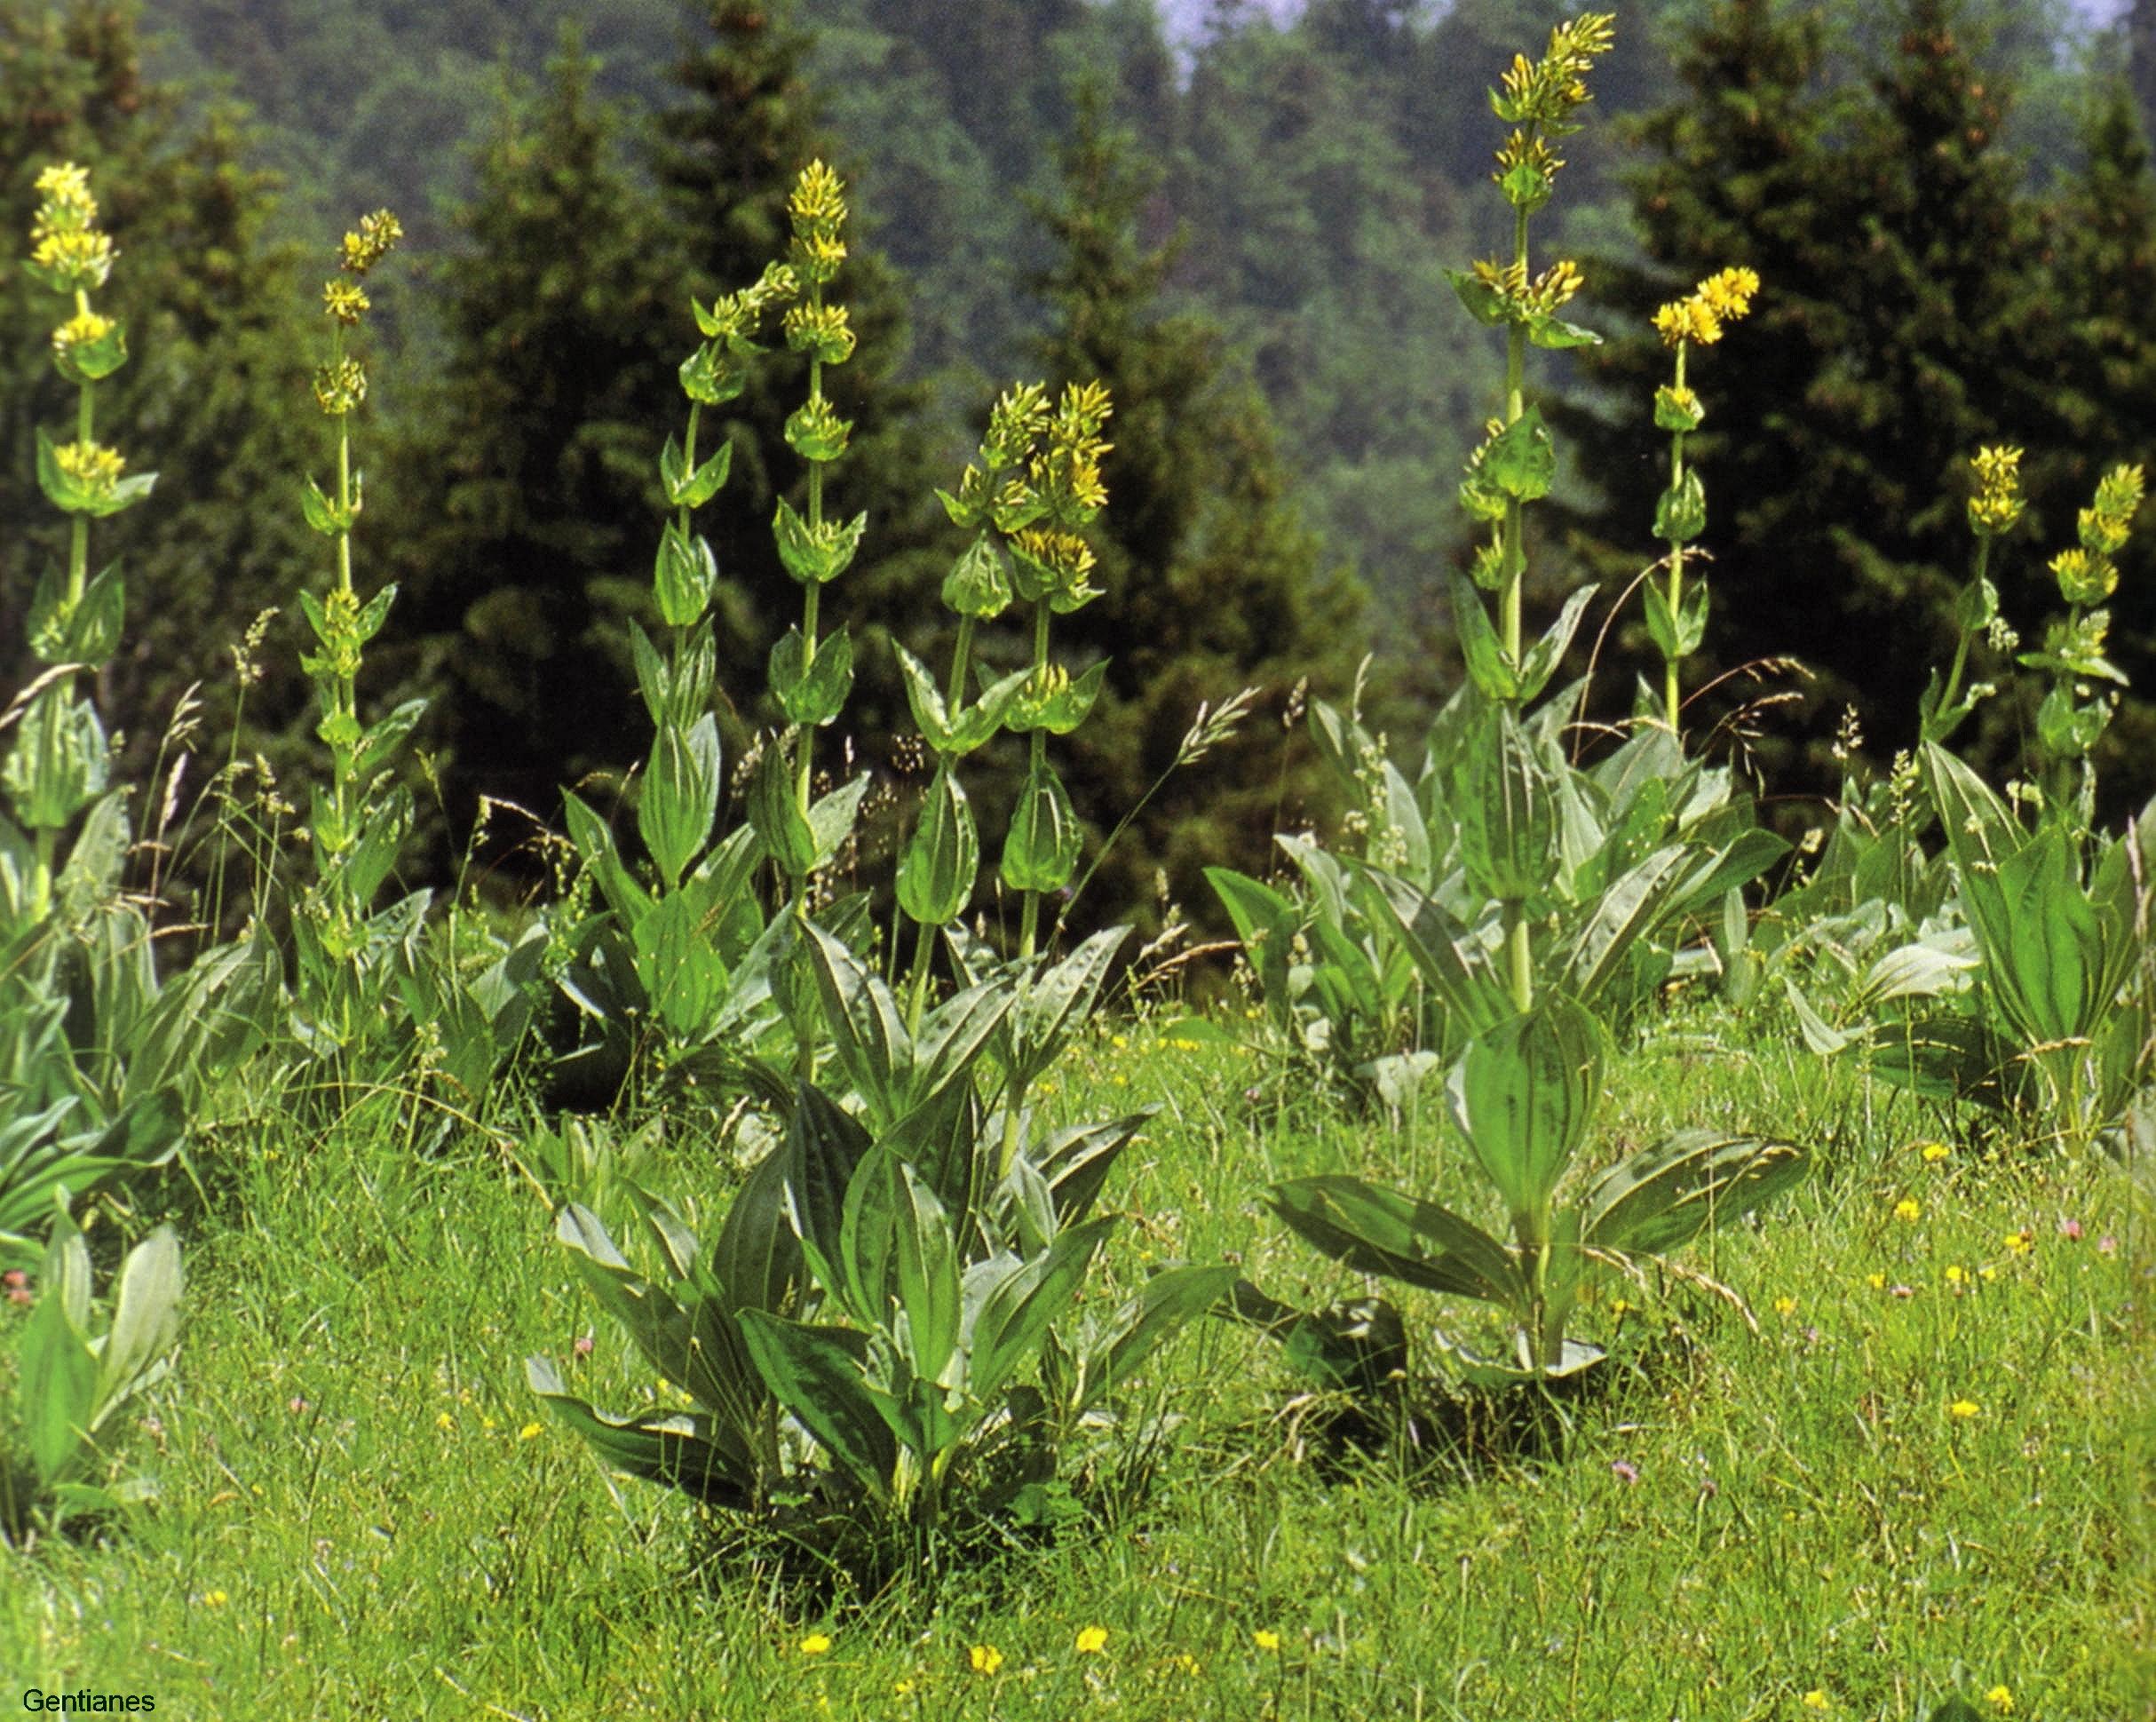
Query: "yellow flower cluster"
1495 12 1616 129
28 161 115 294
1471 256 1585 316
2051 461 2144 605
788 160 849 286
1967 445 2025 537
1653 266 1760 347
322 280 370 326
313 356 367 417
337 210 402 276
52 308 115 362
52 440 126 496
784 299 855 365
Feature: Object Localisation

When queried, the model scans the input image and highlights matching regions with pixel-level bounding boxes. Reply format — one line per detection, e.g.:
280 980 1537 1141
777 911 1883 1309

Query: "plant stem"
1500 203 1530 669
1938 535 1989 722
1018 599 1050 963
1663 343 1689 737
1504 899 1533 1014
904 617 979 1036
794 298 827 833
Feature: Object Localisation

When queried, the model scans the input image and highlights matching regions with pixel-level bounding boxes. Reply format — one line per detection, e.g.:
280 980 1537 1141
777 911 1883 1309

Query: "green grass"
3 1003 2148 1721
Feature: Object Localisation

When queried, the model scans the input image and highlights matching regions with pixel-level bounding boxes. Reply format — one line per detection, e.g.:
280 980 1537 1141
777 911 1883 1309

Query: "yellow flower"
1985 1686 2014 1713
1653 299 1717 346
28 227 115 293
1867 1273 1887 1290
969 1644 1003 1675
32 162 98 236
313 357 367 417
1892 1198 1921 1223
518 1422 543 1441
798 1631 832 1655
1946 1265 1967 1285
1170 1653 1201 1677
1917 1140 1952 1163
204 1590 229 1607
1074 1625 1107 1655
52 308 115 358
1772 1297 1797 1316
1966 445 2025 536
52 440 126 495
323 279 370 326
435 1410 454 1431
1950 1399 1979 1419
338 210 402 275
1696 265 1760 318
1801 1692 1830 1711
2001 1231 2030 1255
1254 1629 1282 1651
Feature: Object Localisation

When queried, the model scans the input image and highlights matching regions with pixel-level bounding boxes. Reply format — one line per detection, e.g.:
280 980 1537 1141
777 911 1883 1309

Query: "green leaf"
1653 469 1708 544
1451 569 1518 702
941 532 1012 618
782 1083 875 1300
1499 158 1551 210
969 1218 1115 1407
807 773 870 869
1447 995 1604 1226
1581 1131 1810 1256
768 624 854 728
1526 313 1600 350
21 1213 99 1488
639 715 721 890
353 698 426 783
1073 1265 1240 1416
301 474 350 536
896 765 979 927
747 742 816 879
1206 867 1300 1010
804 923 911 1117
662 434 732 509
1518 586 1596 706
562 790 654 928
1642 572 1709 663
525 1356 753 1507
1483 407 1556 502
1267 1176 1522 1308
735 1313 892 1496
894 641 954 751
1458 706 1560 903
654 523 717 627
93 1226 182 1420
1445 266 1513 326
893 1164 962 1380
1001 758 1082 893
773 499 867 585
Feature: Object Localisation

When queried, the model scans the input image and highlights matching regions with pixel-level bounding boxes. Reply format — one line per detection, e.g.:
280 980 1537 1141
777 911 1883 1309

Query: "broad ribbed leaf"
526 1356 755 1507
1447 995 1604 1222
734 1314 894 1496
1581 1131 1810 1256
1267 1175 1521 1308
1074 1265 1240 1416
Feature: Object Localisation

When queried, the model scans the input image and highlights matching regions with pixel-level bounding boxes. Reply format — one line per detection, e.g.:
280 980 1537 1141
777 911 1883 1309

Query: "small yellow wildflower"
1609 1297 1633 1315
434 1410 454 1431
1075 1625 1107 1655
1978 1265 1999 1282
969 1644 1003 1675
1653 298 1721 347
32 162 98 234
313 357 367 417
2001 1231 2030 1255
337 210 402 275
518 1422 543 1441
1968 446 2025 536
1950 1399 1980 1419
1254 1629 1282 1651
1772 1297 1797 1316
1918 1140 1952 1163
798 1631 832 1655
1801 1692 1830 1712
1697 265 1760 317
1985 1686 2014 1714
323 279 370 325
1110 1034 1129 1050
1946 1266 1967 1286
52 440 126 494
52 308 115 358
204 1590 229 1607
29 228 116 294
1893 1198 1922 1223
1867 1273 1887 1290
1170 1653 1201 1677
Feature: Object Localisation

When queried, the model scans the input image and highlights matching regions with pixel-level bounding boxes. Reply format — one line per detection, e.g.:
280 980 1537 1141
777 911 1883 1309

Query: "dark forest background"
6 0 2156 932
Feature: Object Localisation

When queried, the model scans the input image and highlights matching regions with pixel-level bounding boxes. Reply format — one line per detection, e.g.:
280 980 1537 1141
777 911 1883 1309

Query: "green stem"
1663 345 1689 737
1500 203 1530 671
1503 899 1533 1014
1938 536 1988 722
69 336 92 607
904 619 979 1038
794 295 828 831
1018 599 1050 964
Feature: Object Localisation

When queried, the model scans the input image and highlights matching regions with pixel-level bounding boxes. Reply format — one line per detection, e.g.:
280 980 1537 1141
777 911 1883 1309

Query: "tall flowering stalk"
770 162 865 899
7 163 155 919
1447 13 1613 1012
1646 266 1757 736
1921 444 2025 746
297 210 415 969
894 385 1048 1030
1001 381 1114 963
2021 462 2142 829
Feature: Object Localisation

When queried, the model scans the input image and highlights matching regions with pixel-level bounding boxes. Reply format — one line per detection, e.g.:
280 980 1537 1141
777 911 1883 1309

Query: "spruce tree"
1026 91 1368 933
391 36 681 828
1556 0 2080 791
2 0 315 795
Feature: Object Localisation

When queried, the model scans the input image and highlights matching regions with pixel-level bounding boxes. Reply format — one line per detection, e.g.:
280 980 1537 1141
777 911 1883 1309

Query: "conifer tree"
1557 0 2080 790
1026 91 1367 932
2 0 314 788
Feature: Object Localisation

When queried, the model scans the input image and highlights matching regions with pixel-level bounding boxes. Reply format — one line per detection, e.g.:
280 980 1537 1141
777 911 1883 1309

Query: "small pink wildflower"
2098 1236 2118 1256
574 1333 595 1357
1612 1460 1639 1484
1890 1284 1914 1299
2058 1219 2082 1241
2 1270 25 1289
